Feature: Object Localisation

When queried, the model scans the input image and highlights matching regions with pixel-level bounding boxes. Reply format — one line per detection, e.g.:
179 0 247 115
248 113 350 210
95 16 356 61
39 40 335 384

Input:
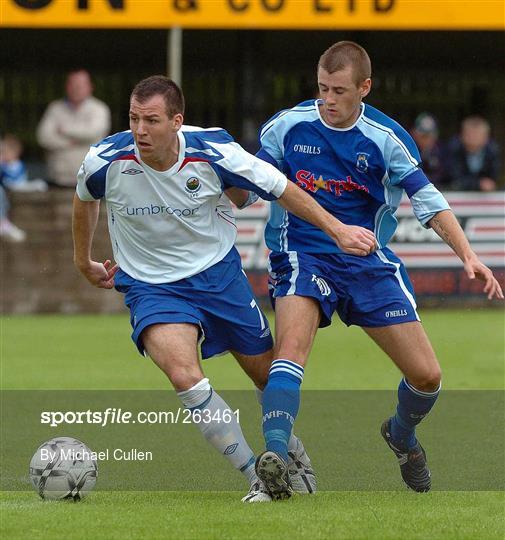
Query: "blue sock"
390 377 441 450
262 359 304 462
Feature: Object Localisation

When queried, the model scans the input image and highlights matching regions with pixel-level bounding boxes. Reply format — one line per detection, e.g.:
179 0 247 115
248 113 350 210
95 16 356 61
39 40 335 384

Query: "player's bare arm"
428 209 503 300
72 194 118 289
225 187 250 208
277 180 377 257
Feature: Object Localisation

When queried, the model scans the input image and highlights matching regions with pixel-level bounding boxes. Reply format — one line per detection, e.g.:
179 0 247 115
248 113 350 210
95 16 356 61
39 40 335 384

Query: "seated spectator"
411 112 447 189
0 134 48 193
446 116 501 191
0 185 26 243
36 69 111 187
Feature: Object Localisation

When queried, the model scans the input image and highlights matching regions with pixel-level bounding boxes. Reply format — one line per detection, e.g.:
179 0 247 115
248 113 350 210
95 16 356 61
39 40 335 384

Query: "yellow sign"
1 0 504 29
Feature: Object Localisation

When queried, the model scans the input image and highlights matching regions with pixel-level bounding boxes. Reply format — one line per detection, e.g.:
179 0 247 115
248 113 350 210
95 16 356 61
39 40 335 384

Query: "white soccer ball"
29 437 98 501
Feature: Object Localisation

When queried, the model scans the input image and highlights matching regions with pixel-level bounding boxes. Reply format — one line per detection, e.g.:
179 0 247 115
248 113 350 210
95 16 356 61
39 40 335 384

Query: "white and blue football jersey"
258 99 450 253
76 126 287 283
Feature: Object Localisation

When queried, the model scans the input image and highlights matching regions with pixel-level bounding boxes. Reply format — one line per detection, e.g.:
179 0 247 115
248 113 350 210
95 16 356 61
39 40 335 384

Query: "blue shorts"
115 247 273 359
268 248 420 328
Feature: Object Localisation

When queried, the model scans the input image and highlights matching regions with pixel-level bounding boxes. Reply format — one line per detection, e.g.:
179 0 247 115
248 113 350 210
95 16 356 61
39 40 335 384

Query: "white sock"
178 378 256 484
255 387 299 454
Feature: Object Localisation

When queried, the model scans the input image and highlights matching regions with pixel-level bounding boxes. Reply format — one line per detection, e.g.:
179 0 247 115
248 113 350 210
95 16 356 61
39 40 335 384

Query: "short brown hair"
131 76 185 117
318 41 372 84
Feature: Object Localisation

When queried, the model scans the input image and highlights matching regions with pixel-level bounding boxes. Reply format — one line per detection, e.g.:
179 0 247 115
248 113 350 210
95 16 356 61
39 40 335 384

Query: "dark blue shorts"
115 248 273 359
268 248 420 328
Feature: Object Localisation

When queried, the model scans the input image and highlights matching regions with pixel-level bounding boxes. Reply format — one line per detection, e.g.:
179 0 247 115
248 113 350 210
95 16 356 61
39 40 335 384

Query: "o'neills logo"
185 177 201 195
295 169 369 197
385 309 408 318
293 144 321 155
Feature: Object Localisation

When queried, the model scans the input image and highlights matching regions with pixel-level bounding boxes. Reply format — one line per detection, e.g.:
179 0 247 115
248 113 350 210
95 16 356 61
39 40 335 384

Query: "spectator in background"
0 185 26 243
446 116 501 192
411 112 447 189
0 134 48 192
36 69 111 187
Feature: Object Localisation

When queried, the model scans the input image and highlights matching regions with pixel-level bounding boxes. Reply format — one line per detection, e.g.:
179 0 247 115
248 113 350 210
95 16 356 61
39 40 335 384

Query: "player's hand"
333 224 377 256
77 259 119 289
463 255 504 300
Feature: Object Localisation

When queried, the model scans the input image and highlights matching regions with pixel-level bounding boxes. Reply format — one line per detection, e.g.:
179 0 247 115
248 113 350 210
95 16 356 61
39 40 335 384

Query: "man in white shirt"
72 75 375 501
37 70 111 187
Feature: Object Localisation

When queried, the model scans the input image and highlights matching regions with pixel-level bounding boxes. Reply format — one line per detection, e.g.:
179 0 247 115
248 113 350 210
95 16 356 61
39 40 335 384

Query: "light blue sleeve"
378 121 449 225
258 102 319 172
384 130 421 185
410 184 451 228
259 114 286 170
362 106 421 185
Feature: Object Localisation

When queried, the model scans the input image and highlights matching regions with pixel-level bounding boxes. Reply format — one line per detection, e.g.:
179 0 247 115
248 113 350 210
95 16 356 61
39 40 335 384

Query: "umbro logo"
224 443 238 455
122 168 143 175
260 328 271 338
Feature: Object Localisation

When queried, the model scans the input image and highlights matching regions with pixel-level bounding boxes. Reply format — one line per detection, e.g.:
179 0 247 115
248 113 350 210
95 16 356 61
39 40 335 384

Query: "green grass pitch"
1 309 504 539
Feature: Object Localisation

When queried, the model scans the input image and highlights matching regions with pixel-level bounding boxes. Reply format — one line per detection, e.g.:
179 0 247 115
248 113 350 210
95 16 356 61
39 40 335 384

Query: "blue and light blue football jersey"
258 99 449 254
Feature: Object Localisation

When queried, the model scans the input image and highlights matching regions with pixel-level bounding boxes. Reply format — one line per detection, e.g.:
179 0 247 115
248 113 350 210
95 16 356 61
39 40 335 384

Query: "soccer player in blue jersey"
255 41 503 498
72 75 376 502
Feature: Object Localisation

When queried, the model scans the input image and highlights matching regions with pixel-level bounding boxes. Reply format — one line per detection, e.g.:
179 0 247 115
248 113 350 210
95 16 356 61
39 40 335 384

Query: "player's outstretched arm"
428 209 503 300
72 194 118 289
277 181 377 256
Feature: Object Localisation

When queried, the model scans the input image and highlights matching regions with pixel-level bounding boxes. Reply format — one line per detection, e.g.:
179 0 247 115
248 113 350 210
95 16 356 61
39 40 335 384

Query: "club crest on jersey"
185 177 201 196
355 152 370 173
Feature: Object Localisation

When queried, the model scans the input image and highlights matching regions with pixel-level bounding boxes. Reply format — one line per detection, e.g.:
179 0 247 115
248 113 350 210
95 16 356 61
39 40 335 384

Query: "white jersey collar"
316 100 364 131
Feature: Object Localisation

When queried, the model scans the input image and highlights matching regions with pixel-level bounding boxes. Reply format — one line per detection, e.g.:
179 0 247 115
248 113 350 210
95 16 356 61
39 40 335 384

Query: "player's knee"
168 371 203 392
275 336 309 365
410 365 442 392
232 350 271 389
243 365 268 390
251 372 268 390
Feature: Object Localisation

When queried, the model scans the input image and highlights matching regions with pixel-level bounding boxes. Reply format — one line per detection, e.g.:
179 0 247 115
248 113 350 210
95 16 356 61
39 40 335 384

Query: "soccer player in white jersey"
72 75 376 502
254 42 503 499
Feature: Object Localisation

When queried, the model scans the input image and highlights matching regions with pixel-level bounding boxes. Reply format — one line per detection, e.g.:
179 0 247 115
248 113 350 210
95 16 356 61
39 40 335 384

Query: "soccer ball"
29 437 98 501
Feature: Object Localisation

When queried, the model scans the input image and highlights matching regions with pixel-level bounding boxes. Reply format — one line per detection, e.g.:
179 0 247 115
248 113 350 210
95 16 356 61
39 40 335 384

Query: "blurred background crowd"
1 30 503 243
0 26 503 313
